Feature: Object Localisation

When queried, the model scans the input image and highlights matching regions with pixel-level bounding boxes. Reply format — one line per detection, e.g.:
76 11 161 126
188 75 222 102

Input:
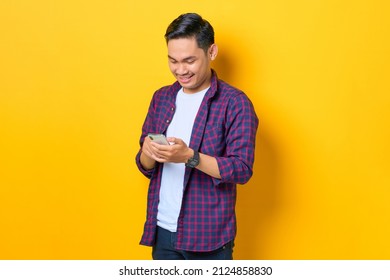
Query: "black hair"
165 13 214 52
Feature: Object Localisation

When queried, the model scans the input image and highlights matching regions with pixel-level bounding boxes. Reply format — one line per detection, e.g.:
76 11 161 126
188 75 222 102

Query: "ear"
209 44 218 61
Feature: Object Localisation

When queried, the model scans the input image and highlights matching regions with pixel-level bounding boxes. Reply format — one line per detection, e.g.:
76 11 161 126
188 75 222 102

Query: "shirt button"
171 107 175 111
166 119 170 123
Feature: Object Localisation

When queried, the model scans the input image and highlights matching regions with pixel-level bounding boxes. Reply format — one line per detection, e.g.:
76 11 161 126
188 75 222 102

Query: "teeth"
179 76 191 82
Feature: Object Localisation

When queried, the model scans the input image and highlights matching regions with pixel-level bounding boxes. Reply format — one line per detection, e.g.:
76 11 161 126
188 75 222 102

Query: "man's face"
167 37 215 94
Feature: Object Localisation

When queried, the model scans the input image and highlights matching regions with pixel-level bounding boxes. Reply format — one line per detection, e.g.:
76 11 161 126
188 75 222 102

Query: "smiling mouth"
178 75 194 83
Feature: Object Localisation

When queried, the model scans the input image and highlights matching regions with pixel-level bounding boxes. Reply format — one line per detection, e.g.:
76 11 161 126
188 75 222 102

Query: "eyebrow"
168 55 197 62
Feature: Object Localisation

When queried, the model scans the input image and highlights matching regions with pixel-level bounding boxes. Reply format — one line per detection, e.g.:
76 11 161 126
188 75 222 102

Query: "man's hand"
141 135 221 179
140 136 157 170
148 137 192 163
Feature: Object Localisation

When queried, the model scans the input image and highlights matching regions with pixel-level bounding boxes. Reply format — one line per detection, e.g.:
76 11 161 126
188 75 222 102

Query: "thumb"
166 137 177 144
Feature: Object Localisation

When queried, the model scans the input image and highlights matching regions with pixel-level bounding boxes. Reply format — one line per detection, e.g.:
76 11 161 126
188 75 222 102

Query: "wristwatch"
185 150 200 168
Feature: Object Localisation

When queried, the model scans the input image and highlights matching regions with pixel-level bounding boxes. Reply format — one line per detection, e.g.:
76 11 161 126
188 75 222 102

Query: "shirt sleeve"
213 93 259 185
135 92 158 179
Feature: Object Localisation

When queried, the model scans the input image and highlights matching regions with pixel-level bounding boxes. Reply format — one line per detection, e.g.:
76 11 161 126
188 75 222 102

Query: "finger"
166 137 176 143
150 141 167 149
150 152 167 163
142 147 155 159
150 142 173 153
149 142 165 155
148 144 167 158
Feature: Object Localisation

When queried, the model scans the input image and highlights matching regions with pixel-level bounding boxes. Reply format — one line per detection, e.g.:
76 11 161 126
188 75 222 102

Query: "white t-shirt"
157 87 208 232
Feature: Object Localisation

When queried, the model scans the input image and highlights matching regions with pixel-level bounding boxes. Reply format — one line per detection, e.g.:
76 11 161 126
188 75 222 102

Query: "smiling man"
135 13 259 260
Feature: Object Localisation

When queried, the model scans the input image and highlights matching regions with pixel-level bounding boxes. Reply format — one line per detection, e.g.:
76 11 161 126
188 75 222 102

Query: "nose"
176 63 188 75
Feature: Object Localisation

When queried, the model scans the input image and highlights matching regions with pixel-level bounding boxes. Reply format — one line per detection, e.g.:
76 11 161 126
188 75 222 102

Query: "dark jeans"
152 226 234 260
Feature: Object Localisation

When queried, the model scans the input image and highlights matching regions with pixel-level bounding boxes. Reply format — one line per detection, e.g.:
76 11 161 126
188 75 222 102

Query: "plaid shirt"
135 70 258 252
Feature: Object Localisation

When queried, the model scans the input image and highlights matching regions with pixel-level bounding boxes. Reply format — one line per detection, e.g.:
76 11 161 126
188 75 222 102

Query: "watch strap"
185 150 200 168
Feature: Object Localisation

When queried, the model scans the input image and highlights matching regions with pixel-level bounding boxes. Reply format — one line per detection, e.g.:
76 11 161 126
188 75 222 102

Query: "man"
135 13 258 260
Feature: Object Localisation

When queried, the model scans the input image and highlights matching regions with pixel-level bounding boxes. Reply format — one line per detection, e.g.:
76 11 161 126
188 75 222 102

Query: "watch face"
186 159 196 168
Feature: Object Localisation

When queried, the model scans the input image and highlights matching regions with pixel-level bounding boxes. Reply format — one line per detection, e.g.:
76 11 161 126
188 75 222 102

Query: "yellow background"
1 0 389 259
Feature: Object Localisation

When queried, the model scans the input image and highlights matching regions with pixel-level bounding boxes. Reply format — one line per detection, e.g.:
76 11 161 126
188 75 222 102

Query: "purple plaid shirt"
135 70 258 252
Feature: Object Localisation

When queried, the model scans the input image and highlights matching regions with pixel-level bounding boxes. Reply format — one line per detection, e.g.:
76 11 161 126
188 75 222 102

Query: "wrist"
140 151 156 170
185 148 200 168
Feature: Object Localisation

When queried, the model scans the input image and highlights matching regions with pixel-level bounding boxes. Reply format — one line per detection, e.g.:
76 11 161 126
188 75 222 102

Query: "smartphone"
148 133 169 145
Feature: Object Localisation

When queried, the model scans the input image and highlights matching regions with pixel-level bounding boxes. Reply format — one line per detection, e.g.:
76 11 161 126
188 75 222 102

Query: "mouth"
177 74 194 84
